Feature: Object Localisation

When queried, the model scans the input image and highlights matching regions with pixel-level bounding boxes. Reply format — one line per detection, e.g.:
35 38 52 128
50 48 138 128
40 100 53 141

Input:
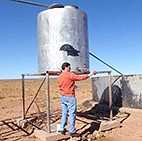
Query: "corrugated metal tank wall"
37 5 89 73
92 74 142 109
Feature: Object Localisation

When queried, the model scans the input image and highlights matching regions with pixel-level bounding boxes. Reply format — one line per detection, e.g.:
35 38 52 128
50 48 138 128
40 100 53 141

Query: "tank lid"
64 5 79 9
48 3 64 9
48 3 79 9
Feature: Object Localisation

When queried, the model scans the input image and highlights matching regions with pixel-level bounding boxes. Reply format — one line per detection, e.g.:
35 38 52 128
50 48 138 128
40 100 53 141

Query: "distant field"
0 78 92 120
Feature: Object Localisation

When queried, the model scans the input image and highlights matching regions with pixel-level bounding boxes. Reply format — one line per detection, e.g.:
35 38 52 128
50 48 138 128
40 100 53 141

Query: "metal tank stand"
21 71 61 133
95 71 121 131
20 70 116 140
21 70 94 140
21 73 47 133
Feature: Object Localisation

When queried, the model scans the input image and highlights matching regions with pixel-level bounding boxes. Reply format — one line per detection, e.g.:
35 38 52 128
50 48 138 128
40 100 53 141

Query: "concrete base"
34 129 70 141
99 120 121 132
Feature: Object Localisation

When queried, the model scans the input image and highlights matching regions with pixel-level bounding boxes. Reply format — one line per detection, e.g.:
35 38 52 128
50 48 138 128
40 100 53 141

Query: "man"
58 62 96 137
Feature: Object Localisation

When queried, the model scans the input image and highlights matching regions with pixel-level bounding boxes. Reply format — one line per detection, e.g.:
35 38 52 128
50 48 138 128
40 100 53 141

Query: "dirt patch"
0 79 142 141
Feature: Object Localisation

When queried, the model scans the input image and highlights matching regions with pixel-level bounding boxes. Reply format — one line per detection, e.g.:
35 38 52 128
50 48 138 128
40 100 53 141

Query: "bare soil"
0 79 142 141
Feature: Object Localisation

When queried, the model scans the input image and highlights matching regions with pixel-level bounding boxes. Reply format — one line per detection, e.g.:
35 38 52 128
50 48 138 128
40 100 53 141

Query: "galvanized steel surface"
37 6 89 73
92 74 142 108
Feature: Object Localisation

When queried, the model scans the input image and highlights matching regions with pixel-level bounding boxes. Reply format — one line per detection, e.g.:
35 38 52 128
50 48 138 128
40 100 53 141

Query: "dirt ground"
0 79 142 141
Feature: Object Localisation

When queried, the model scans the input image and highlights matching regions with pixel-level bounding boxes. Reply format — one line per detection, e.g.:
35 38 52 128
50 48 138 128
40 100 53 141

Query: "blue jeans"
60 95 77 133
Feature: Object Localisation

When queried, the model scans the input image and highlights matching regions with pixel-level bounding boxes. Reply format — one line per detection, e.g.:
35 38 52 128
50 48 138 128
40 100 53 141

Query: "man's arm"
70 71 96 81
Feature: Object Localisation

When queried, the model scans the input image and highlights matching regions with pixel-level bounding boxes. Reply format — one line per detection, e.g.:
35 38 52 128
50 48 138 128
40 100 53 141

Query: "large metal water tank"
37 4 89 73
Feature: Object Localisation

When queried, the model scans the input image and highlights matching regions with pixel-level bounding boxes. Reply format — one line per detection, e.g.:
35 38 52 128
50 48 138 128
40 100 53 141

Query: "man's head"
61 62 71 71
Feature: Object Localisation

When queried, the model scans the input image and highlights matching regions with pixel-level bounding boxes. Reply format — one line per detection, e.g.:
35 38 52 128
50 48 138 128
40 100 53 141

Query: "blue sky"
0 0 142 79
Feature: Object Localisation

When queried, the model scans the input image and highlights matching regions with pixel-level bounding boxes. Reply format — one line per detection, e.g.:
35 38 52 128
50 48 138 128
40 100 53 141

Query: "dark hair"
61 62 70 70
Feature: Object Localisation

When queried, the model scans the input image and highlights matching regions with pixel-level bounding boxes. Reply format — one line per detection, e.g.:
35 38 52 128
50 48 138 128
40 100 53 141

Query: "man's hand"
88 70 96 77
93 70 96 75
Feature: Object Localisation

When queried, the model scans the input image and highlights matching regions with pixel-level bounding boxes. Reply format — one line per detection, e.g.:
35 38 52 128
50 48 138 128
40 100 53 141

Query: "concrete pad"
99 120 121 132
34 129 70 141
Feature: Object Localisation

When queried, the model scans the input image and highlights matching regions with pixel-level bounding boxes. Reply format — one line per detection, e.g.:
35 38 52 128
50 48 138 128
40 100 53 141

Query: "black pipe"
89 52 123 75
10 0 48 8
